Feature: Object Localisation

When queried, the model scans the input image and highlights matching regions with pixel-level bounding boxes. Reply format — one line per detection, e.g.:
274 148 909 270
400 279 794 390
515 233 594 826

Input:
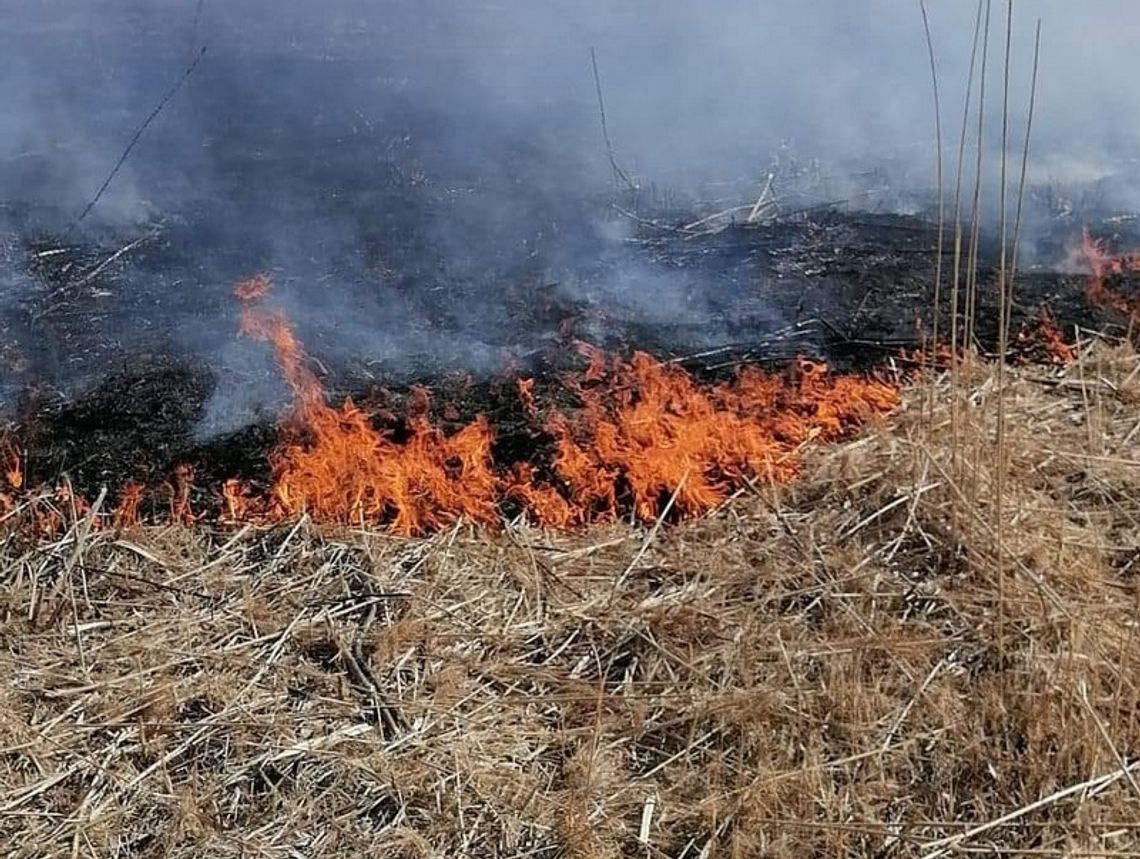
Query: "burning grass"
1081 228 1140 325
0 276 901 536
0 340 1138 857
230 276 899 533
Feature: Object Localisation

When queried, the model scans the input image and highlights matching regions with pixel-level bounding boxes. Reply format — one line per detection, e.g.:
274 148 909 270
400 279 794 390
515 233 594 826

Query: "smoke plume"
0 0 1134 431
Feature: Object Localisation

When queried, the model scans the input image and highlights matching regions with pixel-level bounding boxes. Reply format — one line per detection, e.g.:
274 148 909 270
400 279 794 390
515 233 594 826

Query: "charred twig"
610 203 683 234
69 47 207 233
75 233 157 288
665 328 818 368
680 205 756 235
590 47 638 195
747 173 777 223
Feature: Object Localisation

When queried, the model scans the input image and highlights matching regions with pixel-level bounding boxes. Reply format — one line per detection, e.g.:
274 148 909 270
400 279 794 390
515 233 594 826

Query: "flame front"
11 227 1136 538
232 276 898 534
234 277 502 534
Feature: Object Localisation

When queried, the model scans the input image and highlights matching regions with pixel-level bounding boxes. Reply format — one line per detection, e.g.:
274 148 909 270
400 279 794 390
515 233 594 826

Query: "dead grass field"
1 342 1138 858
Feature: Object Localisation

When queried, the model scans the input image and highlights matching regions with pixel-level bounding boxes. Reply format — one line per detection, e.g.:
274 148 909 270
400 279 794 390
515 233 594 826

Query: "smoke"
0 0 1135 431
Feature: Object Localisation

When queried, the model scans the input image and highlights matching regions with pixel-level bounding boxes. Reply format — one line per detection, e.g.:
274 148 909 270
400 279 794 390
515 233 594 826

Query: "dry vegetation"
1 341 1139 858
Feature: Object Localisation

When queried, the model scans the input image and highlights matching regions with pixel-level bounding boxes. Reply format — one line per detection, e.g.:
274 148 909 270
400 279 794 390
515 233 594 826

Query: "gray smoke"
0 0 1134 431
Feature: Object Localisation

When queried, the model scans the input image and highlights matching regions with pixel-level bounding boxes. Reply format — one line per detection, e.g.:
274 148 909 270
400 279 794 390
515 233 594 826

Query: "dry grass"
1 343 1139 858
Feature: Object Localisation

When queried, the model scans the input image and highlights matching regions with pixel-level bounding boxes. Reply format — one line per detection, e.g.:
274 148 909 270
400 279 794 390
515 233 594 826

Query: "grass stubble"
0 339 1137 857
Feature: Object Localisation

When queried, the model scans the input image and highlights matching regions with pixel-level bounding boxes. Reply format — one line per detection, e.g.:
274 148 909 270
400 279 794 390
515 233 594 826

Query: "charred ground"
1 201 1135 508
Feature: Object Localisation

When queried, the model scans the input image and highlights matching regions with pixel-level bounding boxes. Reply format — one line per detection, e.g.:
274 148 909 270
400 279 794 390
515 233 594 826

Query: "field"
2 340 1138 858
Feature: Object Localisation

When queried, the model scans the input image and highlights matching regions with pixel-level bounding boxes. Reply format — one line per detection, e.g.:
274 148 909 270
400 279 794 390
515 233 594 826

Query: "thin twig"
1007 18 1042 288
69 47 207 233
964 0 993 351
608 471 688 606
919 0 945 421
993 0 1015 688
1078 680 1140 801
919 759 1140 858
949 0 986 481
747 173 776 223
75 233 156 287
590 47 638 194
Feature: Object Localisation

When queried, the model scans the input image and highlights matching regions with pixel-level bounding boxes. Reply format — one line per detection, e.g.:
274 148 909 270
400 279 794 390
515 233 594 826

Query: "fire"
0 441 22 514
898 342 955 373
1015 309 1076 365
13 223 1140 538
573 340 608 384
520 353 897 525
166 465 197 526
230 277 898 533
233 277 503 534
1081 228 1140 321
516 377 537 417
113 480 144 529
4 442 23 491
0 275 901 537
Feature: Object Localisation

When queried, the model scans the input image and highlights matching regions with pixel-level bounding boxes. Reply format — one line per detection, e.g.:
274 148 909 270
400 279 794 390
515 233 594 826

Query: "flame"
1015 309 1076 365
0 440 22 515
898 342 954 373
2 440 22 496
1081 228 1140 321
221 477 252 522
234 277 502 534
229 276 898 533
234 273 271 302
166 464 197 525
573 341 608 384
516 378 537 418
0 275 901 537
113 480 144 529
530 354 898 526
6 226 1138 537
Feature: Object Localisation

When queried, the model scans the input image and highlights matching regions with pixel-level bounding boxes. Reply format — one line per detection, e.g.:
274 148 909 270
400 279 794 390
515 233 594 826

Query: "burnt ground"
1 200 1137 509
4 4 1140 513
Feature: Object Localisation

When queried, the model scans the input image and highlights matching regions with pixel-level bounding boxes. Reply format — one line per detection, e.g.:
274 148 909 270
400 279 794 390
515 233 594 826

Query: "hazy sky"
2 0 1138 218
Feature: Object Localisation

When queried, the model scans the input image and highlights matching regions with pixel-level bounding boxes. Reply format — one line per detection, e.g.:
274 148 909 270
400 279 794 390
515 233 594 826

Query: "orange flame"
516 378 537 418
1081 229 1140 321
233 277 503 534
113 480 144 529
1015 309 1076 365
0 439 23 516
3 441 23 491
0 275 902 537
573 340 608 383
230 276 899 533
166 464 197 525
